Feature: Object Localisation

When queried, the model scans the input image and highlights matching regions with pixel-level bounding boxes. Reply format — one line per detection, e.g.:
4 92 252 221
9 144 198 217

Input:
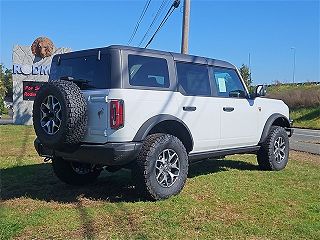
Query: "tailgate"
81 90 110 143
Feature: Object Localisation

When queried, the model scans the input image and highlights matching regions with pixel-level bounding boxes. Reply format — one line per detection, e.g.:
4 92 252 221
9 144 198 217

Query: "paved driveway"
290 128 320 155
0 118 13 125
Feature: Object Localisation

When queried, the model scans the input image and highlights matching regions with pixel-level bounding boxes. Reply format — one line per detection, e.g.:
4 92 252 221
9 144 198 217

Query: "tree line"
0 64 13 114
239 64 252 89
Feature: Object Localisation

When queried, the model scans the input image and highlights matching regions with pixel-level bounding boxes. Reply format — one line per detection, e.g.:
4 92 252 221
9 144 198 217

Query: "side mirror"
251 85 267 98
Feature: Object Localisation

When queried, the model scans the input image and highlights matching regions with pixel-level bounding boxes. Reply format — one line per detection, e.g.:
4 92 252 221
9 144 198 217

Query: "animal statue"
31 37 55 58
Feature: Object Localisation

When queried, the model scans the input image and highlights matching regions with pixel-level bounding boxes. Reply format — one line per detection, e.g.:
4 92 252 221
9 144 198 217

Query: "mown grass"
290 107 320 129
267 83 320 93
1 125 320 239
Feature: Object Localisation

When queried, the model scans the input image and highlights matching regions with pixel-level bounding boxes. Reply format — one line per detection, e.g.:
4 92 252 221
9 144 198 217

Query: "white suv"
33 45 293 200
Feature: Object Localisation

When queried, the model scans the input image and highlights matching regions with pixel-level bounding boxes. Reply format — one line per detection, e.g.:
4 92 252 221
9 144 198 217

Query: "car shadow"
0 158 259 203
188 158 259 178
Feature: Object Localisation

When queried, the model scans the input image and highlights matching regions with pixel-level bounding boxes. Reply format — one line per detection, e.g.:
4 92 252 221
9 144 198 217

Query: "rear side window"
50 54 110 89
176 62 211 96
211 67 246 98
128 55 170 88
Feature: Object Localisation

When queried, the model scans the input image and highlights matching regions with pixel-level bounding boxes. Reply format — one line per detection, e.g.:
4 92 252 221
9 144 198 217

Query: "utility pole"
181 0 190 54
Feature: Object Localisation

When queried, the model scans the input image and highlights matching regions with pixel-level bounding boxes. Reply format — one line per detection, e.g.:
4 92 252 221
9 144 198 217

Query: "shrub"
267 88 320 109
0 98 5 114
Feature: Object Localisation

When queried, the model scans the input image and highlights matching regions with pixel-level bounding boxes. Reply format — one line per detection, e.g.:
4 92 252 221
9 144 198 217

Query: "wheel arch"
133 114 194 153
259 113 291 144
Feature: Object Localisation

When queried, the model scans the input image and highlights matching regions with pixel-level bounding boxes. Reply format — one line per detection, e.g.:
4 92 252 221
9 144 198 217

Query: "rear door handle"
223 107 234 112
183 106 197 111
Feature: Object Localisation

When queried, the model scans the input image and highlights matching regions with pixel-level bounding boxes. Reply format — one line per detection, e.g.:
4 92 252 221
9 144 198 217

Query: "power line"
144 7 174 48
144 0 180 49
138 0 169 47
128 0 152 45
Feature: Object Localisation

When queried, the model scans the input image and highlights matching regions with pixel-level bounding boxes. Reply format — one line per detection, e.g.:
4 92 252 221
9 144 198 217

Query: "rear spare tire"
33 80 88 150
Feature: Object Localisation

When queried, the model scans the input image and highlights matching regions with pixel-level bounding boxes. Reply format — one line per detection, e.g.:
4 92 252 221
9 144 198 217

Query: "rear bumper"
34 138 142 166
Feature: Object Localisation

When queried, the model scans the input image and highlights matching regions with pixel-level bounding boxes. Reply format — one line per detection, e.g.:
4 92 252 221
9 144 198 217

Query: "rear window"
128 55 170 88
49 54 110 89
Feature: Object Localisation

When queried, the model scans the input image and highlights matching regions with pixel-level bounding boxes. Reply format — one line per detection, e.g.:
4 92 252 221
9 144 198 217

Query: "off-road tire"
257 126 289 171
33 80 87 150
52 157 101 185
133 134 189 200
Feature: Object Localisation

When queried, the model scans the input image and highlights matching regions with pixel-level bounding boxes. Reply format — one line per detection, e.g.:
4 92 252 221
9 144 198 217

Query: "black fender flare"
133 114 194 150
259 113 291 144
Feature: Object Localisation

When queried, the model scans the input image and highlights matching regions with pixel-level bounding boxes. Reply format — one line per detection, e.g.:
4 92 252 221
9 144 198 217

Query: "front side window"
211 67 247 98
128 55 170 88
176 62 211 96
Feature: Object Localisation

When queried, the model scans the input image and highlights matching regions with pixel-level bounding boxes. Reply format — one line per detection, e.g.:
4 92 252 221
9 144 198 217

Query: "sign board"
22 81 45 101
12 37 71 125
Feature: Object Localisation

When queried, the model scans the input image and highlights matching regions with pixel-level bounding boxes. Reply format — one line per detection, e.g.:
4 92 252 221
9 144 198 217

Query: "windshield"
49 54 110 89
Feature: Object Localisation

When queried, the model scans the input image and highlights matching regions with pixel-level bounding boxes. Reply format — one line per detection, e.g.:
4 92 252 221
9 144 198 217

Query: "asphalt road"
0 118 13 125
290 128 320 155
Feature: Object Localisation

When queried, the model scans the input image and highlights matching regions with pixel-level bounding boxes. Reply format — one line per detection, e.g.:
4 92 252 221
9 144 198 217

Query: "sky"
0 0 319 84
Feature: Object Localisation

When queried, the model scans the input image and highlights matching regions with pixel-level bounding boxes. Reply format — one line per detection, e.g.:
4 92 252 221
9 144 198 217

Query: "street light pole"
181 0 190 54
291 47 296 83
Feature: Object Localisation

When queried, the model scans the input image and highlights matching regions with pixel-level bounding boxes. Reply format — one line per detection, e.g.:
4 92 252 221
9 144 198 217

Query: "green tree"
239 64 252 88
3 68 13 99
0 84 5 115
0 64 7 115
0 64 6 98
0 97 5 115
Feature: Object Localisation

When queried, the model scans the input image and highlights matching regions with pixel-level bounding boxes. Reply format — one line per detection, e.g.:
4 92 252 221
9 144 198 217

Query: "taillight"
110 100 124 129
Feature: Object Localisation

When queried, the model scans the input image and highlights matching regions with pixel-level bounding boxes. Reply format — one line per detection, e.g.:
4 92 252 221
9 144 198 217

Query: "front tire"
257 126 289 171
52 157 101 185
133 134 189 200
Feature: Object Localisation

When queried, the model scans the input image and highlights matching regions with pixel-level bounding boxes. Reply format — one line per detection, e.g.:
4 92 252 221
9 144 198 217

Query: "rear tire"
52 157 101 185
133 134 189 200
257 126 289 171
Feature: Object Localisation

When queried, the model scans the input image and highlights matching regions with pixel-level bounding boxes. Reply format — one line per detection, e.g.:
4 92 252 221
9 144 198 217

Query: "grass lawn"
0 125 319 239
267 83 320 93
290 107 320 129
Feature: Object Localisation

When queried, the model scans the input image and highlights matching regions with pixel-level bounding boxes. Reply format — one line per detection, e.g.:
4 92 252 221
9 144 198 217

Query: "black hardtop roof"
54 45 236 69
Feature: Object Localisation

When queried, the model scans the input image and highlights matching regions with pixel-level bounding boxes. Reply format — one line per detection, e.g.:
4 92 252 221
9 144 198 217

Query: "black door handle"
223 107 234 112
183 106 197 111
